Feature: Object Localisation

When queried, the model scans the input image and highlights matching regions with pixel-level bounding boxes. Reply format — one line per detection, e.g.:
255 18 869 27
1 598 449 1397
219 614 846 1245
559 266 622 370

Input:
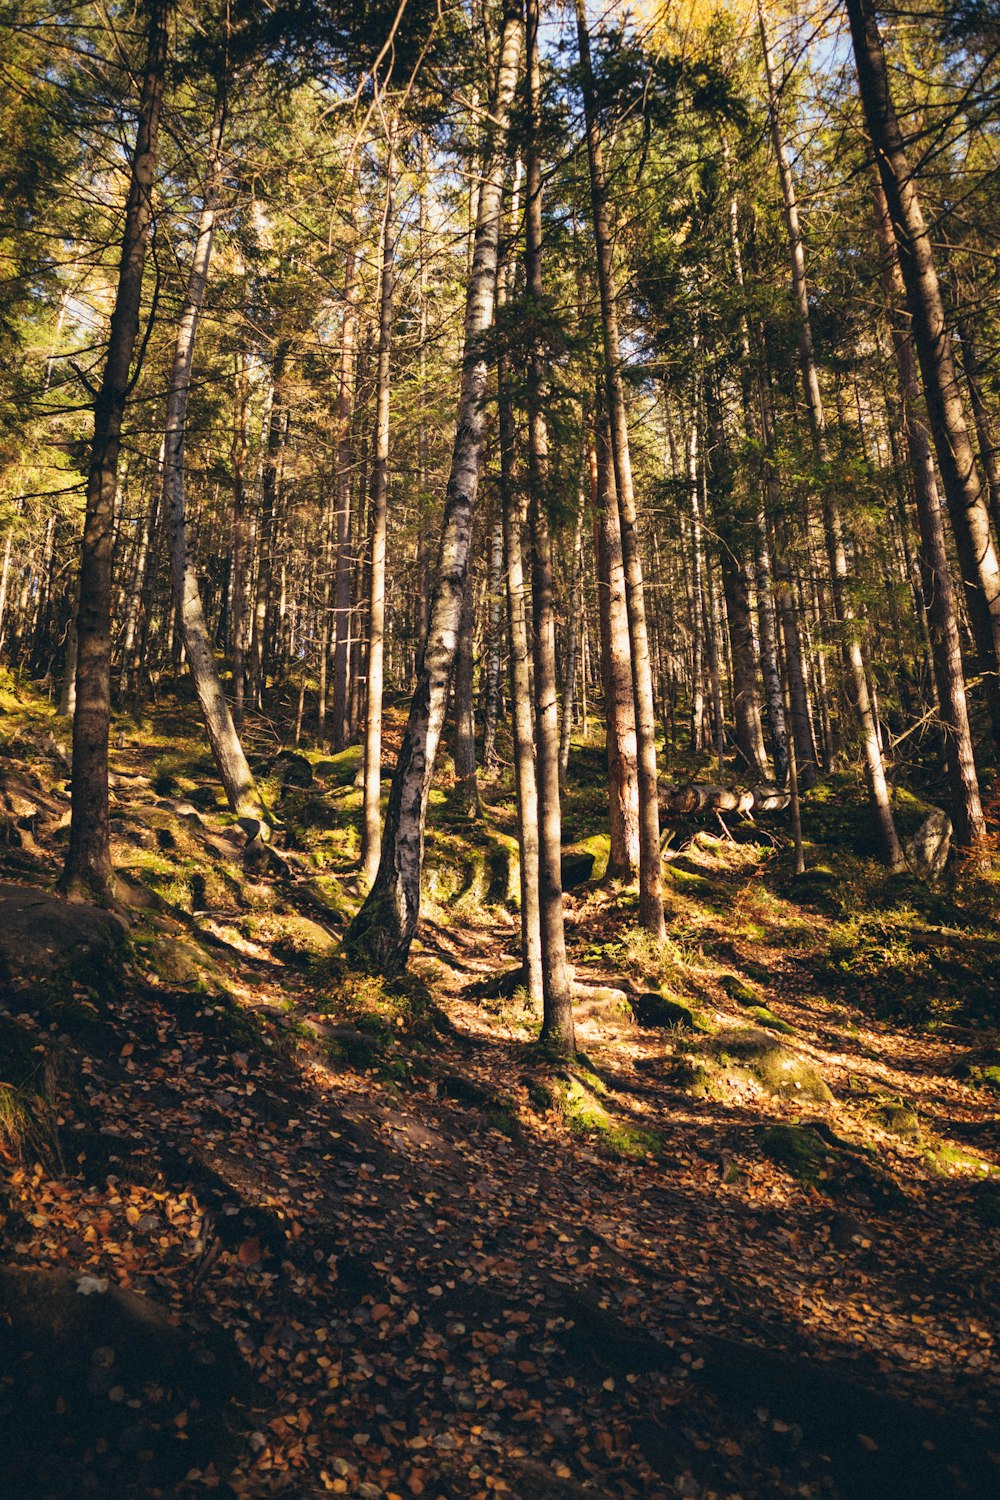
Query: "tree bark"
845 0 1000 747
594 412 640 882
159 76 267 827
574 0 664 939
872 180 985 846
361 132 397 887
61 0 169 903
330 157 363 750
525 0 575 1054
343 2 523 973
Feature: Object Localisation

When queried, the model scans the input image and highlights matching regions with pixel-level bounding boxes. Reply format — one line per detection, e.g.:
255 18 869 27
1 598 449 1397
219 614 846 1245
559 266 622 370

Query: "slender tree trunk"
361 133 397 887
559 484 585 778
160 76 267 826
330 157 363 750
845 0 1000 748
525 0 574 1053
574 0 664 938
452 552 479 811
957 317 1000 547
595 412 640 882
343 2 523 973
62 0 169 902
872 181 985 846
760 0 903 868
481 509 505 771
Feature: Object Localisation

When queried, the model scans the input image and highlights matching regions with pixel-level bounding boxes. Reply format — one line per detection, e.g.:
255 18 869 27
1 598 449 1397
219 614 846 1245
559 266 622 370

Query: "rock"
873 1102 920 1140
756 1123 829 1184
0 882 126 994
189 783 227 811
904 808 952 879
270 914 339 965
718 973 761 1006
560 848 596 888
273 750 313 788
572 985 635 1025
146 934 225 992
0 1267 242 1495
634 992 697 1030
709 1028 833 1104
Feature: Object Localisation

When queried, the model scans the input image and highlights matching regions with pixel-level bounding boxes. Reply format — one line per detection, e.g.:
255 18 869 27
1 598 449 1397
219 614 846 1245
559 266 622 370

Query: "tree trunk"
760 0 903 868
595 412 640 882
574 0 664 939
361 133 397 887
481 509 505 771
525 0 574 1054
330 157 363 751
343 2 522 973
61 0 169 903
872 180 985 847
559 485 585 778
845 0 1000 747
160 77 267 827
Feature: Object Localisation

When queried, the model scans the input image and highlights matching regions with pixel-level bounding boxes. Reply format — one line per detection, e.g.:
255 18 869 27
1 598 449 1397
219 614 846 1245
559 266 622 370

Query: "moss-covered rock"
718 973 761 1006
873 1102 920 1140
756 1123 829 1185
634 992 697 1030
746 1005 796 1035
0 883 126 998
708 1028 833 1103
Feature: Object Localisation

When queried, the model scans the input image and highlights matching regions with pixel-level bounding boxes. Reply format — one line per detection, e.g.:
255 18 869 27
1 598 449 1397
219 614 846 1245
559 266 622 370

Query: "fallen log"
661 783 790 816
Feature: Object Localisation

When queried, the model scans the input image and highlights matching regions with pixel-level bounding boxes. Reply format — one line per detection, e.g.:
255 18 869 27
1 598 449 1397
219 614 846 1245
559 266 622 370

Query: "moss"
708 1029 833 1104
634 992 697 1030
746 1005 796 1035
924 1141 997 1177
718 973 761 1006
556 1072 661 1160
756 1124 829 1185
872 1102 920 1140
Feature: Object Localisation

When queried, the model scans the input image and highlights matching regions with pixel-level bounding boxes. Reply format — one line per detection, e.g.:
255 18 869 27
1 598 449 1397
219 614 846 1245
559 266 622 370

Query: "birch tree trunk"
343 3 523 973
62 0 169 903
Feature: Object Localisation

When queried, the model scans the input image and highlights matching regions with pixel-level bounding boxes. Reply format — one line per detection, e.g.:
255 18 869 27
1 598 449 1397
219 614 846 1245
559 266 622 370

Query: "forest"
0 0 999 1495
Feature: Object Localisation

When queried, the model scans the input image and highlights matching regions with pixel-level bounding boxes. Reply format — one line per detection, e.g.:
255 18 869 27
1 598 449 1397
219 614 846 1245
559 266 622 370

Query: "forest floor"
1 677 1000 1499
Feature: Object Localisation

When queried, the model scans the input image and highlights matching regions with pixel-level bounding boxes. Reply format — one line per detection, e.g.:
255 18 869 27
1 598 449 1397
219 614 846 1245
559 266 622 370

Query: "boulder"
0 882 125 994
634 992 697 1030
560 848 596 888
904 808 952 879
0 1267 241 1495
708 1028 833 1104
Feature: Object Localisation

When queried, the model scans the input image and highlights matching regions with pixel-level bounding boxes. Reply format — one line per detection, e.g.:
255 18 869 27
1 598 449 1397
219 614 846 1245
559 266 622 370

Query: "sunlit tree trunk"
343 2 523 973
